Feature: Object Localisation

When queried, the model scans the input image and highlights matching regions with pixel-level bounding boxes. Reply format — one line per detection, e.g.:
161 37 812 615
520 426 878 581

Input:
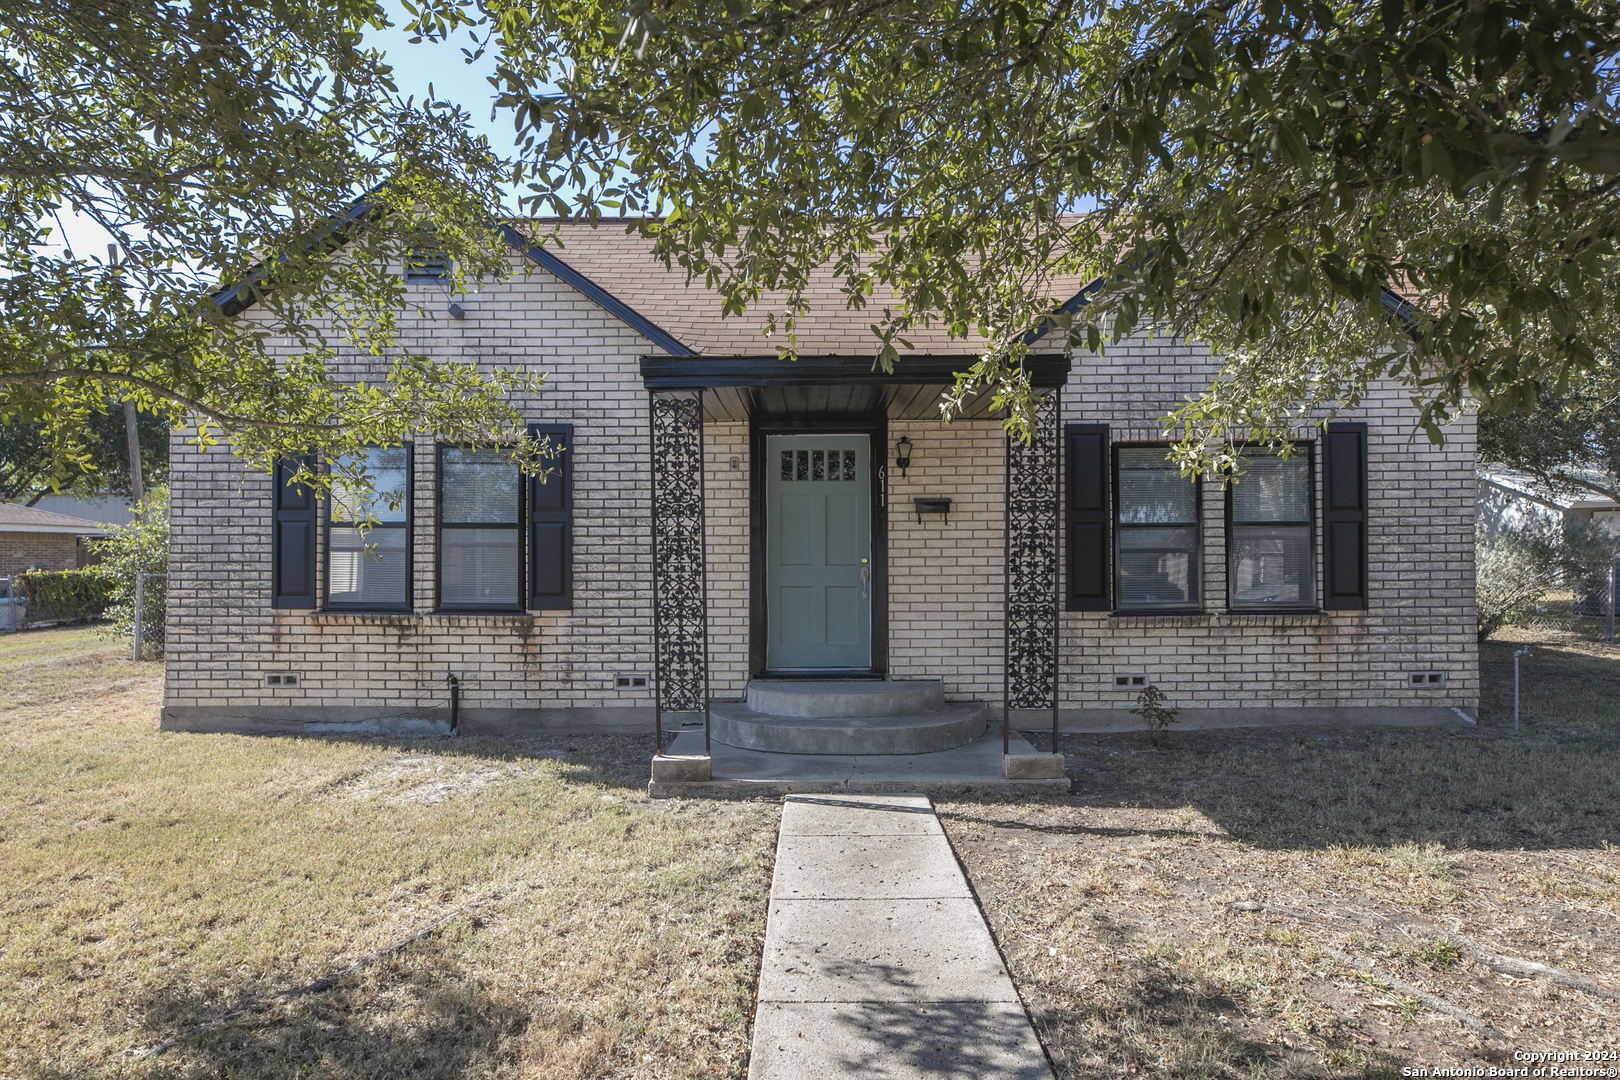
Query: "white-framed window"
1228 448 1315 610
326 446 411 611
1115 446 1200 611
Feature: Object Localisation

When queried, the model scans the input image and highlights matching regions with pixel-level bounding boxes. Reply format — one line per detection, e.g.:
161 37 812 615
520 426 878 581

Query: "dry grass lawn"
945 629 1620 1079
0 628 778 1079
5 625 1618 1080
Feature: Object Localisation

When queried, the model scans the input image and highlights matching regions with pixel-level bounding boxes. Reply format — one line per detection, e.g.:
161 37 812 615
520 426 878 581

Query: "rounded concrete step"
711 701 988 755
746 679 945 718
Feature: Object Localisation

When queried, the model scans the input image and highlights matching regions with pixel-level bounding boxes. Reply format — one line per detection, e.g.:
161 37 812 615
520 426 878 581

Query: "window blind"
327 447 411 610
438 447 521 610
1116 448 1199 610
1229 451 1314 610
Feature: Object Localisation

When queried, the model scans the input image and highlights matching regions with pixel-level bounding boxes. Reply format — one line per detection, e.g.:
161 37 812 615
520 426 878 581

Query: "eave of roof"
0 502 111 535
496 224 693 356
1478 466 1619 511
0 523 108 535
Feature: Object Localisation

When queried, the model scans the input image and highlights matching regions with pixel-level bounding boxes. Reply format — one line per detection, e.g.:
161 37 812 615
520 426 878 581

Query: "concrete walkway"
748 794 1053 1080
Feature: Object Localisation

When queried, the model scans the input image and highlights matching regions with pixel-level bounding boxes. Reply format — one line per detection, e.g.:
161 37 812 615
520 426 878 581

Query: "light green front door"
766 435 872 670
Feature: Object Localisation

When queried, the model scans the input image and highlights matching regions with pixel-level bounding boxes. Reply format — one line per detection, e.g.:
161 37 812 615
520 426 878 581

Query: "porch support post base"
651 754 712 783
1003 752 1065 779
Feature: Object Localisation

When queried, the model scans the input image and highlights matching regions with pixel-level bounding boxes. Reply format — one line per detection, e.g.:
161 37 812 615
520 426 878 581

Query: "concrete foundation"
1009 705 1474 733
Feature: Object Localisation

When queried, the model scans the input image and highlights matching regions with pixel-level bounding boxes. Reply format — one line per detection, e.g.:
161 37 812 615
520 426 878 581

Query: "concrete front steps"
649 679 1066 797
713 680 987 756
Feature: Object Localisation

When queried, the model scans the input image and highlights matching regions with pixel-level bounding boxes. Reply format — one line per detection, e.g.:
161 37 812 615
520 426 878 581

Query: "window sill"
1104 609 1352 628
306 611 536 626
1106 610 1209 627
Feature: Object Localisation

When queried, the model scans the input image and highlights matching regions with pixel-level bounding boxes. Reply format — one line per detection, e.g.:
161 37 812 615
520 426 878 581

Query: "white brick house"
161 222 1478 737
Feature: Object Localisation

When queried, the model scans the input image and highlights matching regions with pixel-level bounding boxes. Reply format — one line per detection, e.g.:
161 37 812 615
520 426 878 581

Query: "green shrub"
90 486 168 658
15 569 112 624
1477 519 1620 641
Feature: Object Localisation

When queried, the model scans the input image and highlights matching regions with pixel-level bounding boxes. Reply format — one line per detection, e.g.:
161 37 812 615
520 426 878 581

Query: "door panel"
767 434 872 669
779 494 814 564
825 493 861 565
824 586 860 644
779 587 815 642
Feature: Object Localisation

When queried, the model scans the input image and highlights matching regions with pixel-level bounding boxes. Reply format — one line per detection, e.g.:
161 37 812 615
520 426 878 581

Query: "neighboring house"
0 503 108 576
161 221 1479 738
1477 465 1620 618
1477 465 1620 538
31 492 141 529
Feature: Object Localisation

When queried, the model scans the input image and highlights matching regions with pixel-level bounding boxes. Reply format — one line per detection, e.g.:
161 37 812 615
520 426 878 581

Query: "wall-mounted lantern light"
895 436 913 477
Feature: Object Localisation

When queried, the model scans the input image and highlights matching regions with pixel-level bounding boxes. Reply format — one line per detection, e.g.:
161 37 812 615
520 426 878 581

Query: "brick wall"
0 533 80 576
885 420 1007 700
1056 333 1478 717
162 258 1478 732
164 261 669 729
706 423 751 698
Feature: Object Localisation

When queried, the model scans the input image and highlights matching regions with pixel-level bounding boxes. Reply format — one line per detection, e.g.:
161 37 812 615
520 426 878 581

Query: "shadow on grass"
94 935 528 1079
1042 962 1408 1080
256 731 660 795
993 636 1619 855
1009 718 1620 854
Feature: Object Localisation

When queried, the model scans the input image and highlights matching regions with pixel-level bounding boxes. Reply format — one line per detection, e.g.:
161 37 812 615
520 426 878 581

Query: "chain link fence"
0 576 21 633
1517 561 1618 641
0 571 168 659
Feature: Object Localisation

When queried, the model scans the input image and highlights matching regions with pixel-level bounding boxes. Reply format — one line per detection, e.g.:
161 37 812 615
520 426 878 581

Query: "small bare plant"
1409 938 1462 971
1132 685 1180 746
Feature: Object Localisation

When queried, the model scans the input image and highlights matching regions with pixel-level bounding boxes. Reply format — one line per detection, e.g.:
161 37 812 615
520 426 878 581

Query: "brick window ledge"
1106 610 1349 628
306 611 538 627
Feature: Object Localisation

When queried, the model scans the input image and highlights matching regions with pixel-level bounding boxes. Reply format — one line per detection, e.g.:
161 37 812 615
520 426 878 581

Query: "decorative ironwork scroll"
1004 388 1061 745
650 392 710 746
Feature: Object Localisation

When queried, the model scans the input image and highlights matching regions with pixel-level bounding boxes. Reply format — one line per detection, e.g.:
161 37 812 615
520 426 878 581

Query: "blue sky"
365 2 527 170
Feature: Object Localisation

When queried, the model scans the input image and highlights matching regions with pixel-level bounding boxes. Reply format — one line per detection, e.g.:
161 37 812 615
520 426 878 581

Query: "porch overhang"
639 354 1070 421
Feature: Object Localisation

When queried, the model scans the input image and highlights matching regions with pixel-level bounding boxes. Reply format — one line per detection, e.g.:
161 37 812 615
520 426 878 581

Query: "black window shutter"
528 424 573 610
272 456 317 609
1322 422 1369 610
1065 424 1110 611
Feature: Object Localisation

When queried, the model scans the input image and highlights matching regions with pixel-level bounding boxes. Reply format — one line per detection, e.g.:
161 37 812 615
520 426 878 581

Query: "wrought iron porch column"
649 391 711 753
1003 388 1062 752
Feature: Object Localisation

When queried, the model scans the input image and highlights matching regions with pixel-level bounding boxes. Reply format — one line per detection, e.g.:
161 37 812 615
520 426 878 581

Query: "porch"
638 355 1071 794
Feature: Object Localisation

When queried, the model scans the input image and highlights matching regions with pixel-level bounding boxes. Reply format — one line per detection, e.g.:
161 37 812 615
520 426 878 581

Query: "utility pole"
110 244 143 504
123 399 143 504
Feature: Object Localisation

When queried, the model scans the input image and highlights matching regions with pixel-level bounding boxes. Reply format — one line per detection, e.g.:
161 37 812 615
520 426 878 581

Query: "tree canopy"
0 406 169 503
415 0 1620 462
1 0 548 488
1478 365 1620 503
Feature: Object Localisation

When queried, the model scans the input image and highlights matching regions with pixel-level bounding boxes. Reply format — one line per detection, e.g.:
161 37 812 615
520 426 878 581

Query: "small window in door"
780 448 857 482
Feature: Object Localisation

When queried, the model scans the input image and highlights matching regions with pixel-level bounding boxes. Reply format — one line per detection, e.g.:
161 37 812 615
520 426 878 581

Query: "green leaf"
1380 0 1403 34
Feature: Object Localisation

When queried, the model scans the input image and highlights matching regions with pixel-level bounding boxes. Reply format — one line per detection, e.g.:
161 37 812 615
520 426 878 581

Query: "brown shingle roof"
525 220 1095 358
0 503 110 534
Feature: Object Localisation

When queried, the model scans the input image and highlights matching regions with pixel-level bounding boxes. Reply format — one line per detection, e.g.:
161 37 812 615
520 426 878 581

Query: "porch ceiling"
639 354 1070 422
